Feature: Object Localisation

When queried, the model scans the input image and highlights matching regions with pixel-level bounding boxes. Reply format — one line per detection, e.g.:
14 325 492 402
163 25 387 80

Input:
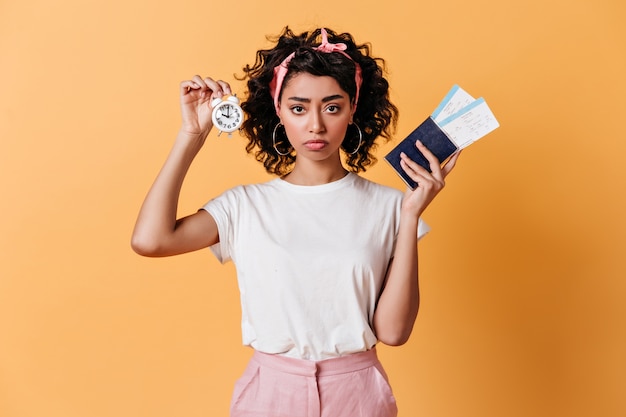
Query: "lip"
303 139 328 151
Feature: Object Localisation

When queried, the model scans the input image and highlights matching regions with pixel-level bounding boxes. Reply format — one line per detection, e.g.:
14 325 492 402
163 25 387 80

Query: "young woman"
132 27 459 417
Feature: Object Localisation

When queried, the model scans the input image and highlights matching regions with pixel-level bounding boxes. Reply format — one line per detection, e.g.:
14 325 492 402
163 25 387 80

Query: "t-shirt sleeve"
201 188 239 264
418 218 430 240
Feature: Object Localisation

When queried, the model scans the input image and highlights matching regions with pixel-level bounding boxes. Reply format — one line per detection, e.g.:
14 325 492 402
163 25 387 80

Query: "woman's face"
278 72 354 162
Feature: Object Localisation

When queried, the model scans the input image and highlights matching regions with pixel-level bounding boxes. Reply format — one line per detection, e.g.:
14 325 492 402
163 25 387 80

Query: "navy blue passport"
384 117 458 189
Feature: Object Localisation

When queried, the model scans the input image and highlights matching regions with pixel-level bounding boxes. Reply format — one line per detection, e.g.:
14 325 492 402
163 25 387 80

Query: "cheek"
281 118 306 138
281 123 296 140
330 120 350 137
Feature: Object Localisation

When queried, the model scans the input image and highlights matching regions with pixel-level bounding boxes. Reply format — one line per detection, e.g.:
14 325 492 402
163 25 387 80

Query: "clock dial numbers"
211 95 244 135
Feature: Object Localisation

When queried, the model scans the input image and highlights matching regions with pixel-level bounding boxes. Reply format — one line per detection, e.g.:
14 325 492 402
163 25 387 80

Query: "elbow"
377 331 412 347
375 322 415 346
373 305 419 347
130 233 163 257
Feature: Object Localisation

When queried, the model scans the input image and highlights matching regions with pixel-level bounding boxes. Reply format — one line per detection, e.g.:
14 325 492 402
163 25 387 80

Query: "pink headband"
269 28 363 114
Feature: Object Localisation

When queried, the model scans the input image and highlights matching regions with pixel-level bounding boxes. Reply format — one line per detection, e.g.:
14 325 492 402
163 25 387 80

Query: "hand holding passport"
384 85 499 189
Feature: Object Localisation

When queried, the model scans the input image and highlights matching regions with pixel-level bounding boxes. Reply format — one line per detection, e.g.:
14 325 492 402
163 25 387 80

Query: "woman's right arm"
130 76 231 257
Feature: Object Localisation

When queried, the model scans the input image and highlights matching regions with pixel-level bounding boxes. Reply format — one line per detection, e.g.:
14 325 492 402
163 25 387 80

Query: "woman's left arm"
373 140 460 346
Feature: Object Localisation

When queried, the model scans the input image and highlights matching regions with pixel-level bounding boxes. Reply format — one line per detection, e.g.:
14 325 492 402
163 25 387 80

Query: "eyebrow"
286 94 346 103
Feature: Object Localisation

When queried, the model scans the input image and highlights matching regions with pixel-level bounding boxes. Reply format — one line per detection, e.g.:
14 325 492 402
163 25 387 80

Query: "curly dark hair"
239 27 399 176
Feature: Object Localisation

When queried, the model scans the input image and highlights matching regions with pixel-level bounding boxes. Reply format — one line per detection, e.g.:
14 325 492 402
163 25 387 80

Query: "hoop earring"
272 123 291 156
345 123 363 155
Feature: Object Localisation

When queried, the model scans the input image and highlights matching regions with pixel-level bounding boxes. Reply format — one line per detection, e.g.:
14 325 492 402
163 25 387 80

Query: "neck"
282 158 348 186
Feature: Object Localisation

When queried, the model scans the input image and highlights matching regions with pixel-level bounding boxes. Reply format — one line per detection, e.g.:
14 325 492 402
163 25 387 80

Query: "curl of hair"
238 27 398 176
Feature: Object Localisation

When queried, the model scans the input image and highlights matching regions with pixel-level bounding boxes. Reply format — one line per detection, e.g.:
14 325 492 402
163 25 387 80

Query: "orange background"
1 0 625 416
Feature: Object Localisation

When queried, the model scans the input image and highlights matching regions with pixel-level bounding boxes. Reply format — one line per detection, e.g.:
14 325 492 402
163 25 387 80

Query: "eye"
325 104 340 113
290 105 305 114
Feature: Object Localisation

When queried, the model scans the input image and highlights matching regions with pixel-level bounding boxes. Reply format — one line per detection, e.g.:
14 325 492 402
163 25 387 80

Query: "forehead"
282 73 348 98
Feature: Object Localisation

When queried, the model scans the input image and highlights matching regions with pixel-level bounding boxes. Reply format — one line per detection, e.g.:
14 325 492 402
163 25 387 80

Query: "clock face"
213 102 243 132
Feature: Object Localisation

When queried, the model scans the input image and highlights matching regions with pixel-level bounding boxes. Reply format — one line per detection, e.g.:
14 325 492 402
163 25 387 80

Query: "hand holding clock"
179 75 233 137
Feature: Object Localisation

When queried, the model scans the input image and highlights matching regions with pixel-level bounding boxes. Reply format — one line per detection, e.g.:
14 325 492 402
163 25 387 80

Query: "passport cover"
384 117 458 189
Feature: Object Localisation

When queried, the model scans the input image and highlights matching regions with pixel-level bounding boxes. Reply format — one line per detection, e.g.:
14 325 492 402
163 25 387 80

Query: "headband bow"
269 29 363 115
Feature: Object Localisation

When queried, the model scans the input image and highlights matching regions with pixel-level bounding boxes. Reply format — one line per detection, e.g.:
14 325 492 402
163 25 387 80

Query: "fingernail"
415 140 423 146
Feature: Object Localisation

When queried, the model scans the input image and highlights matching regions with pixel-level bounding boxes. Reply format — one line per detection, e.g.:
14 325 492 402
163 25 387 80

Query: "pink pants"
230 348 398 417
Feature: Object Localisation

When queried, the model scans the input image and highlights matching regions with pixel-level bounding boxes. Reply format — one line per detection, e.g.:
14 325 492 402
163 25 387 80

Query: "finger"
441 150 461 177
203 77 232 102
180 75 210 97
415 140 443 178
215 79 232 96
400 152 431 187
192 75 209 90
180 79 202 95
400 151 430 178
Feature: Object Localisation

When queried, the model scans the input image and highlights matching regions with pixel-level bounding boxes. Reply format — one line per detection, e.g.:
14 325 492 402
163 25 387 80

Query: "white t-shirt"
202 173 429 360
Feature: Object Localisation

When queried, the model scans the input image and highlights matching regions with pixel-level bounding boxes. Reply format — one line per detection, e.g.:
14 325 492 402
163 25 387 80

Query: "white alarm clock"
211 94 244 137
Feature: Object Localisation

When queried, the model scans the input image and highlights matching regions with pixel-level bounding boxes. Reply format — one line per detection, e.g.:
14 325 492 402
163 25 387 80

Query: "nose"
308 110 326 134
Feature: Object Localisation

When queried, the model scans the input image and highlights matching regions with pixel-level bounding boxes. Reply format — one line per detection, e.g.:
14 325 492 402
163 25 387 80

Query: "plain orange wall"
1 0 625 416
